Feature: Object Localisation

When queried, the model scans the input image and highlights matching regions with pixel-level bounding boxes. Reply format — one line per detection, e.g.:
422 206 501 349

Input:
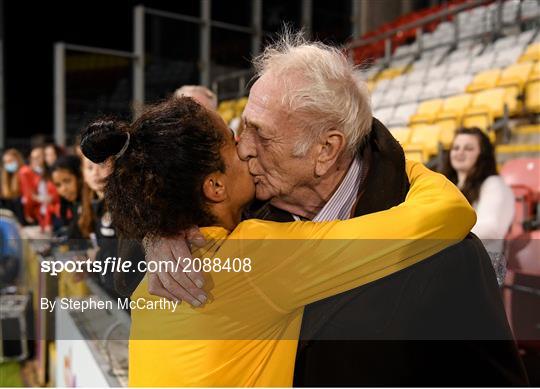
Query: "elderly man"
140 34 528 386
173 85 217 111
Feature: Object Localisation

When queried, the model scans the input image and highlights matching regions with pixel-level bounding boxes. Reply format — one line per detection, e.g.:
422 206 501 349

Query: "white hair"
253 31 372 156
174 85 218 110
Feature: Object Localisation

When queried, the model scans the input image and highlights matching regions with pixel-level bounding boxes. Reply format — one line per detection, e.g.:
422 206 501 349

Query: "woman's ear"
202 172 227 202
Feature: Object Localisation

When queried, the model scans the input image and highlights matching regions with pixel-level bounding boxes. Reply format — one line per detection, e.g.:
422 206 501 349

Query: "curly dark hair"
80 97 225 241
441 127 498 205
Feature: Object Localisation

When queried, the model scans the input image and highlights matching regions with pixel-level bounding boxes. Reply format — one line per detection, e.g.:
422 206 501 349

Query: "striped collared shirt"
292 156 363 222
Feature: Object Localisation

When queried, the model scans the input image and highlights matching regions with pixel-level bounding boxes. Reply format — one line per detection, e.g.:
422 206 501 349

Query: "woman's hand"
144 227 208 306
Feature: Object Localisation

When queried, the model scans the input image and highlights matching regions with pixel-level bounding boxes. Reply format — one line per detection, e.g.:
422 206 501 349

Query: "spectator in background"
18 146 58 229
442 127 515 284
1 149 25 223
81 150 118 296
50 155 93 247
44 143 64 170
173 85 217 111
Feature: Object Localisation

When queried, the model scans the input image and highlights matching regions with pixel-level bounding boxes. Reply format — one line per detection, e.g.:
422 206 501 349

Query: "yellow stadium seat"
218 100 235 112
409 99 444 125
404 150 425 163
519 42 540 63
496 62 534 116
466 69 502 93
404 124 441 161
432 94 473 146
235 97 248 112
376 67 407 81
462 88 507 132
529 62 540 80
220 109 235 124
496 143 540 155
389 127 412 145
498 62 534 89
525 79 540 113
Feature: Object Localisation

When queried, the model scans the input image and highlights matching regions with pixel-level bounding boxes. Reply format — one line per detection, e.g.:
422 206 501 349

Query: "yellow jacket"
129 161 476 387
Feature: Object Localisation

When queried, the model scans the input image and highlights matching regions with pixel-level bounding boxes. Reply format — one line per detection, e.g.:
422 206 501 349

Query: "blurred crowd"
1 140 120 293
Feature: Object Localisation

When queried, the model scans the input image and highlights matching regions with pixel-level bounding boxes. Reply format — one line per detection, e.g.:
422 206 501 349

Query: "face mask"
4 162 18 173
33 166 44 175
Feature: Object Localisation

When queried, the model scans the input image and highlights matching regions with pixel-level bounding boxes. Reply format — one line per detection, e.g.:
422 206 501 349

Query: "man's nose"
236 130 257 161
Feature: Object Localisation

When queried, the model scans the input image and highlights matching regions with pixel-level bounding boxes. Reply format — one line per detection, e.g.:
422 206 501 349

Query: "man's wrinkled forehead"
243 74 290 121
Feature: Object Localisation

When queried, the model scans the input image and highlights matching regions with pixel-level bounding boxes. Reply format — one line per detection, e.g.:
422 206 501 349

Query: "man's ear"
202 172 227 202
315 130 346 176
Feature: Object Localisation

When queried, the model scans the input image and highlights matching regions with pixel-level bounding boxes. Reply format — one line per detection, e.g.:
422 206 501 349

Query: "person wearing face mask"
18 146 58 229
442 127 515 285
1 149 26 223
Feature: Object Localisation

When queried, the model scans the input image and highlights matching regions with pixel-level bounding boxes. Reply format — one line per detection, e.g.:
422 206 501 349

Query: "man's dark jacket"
247 118 529 386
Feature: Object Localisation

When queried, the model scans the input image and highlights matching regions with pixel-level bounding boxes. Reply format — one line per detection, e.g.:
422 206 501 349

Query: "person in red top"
18 146 58 229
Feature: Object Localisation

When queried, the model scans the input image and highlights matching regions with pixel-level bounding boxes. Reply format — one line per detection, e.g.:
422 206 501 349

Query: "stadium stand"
353 2 540 371
359 0 540 170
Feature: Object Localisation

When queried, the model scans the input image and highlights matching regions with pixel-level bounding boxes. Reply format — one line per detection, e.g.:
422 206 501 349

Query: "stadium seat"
497 62 534 115
426 64 448 82
373 78 392 95
400 84 423 104
530 61 540 80
419 79 446 101
502 0 520 24
467 69 502 93
448 47 471 62
389 74 408 89
371 90 386 109
500 157 540 237
517 29 536 45
409 99 443 125
470 52 496 74
442 74 473 97
404 124 441 161
462 88 507 132
377 67 406 81
379 88 404 108
494 46 526 68
446 58 471 78
501 157 540 195
519 42 540 63
433 94 473 146
388 103 418 127
404 149 425 163
235 97 248 111
389 127 412 145
525 78 540 113
498 62 534 90
405 69 426 85
522 0 540 19
493 35 519 52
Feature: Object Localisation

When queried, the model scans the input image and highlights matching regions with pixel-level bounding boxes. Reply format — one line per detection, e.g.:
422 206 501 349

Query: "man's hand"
144 227 207 307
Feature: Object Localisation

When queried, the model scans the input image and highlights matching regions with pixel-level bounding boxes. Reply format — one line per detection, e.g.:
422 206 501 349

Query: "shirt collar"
292 156 363 222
